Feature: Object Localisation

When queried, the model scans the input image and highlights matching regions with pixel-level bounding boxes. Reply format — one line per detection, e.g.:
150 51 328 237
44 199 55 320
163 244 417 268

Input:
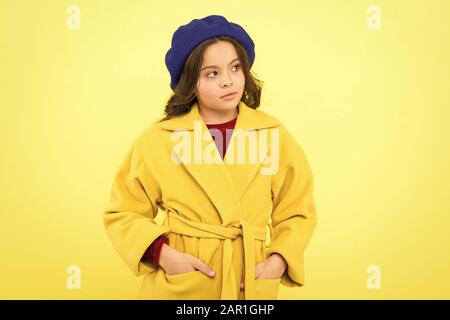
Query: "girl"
103 15 317 300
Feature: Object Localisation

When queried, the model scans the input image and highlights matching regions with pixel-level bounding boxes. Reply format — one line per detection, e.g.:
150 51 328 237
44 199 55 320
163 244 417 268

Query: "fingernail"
209 270 215 276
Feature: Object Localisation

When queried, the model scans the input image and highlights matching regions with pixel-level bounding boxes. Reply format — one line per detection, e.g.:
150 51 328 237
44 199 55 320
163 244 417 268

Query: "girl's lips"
220 92 238 100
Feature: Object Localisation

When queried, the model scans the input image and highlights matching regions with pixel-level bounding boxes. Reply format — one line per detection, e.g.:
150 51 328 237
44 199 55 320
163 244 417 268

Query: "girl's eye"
206 63 241 78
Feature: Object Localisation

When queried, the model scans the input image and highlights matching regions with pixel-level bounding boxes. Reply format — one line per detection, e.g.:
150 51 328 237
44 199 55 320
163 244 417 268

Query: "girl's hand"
240 253 287 290
159 244 216 277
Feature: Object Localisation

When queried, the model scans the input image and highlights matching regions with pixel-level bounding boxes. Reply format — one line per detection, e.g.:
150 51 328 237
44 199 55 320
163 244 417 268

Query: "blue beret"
165 15 255 90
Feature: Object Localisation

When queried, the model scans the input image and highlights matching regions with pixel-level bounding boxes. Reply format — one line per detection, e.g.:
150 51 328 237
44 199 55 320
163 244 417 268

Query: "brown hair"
157 36 263 122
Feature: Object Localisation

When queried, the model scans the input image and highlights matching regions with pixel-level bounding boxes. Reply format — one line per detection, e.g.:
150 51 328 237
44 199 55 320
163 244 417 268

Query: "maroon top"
205 115 238 159
142 114 238 267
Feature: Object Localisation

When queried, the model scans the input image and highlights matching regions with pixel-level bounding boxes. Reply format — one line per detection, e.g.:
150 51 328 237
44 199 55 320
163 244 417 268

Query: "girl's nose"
221 74 233 87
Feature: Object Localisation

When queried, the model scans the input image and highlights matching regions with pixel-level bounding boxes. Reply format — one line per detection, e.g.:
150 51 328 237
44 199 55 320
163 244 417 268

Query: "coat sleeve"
266 124 318 287
103 140 170 277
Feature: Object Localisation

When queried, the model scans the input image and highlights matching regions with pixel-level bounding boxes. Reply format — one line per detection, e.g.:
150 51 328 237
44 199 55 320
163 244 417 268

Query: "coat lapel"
160 101 280 225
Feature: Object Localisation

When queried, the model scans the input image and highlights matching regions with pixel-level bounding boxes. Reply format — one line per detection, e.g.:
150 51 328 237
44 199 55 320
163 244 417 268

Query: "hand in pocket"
240 254 286 289
159 243 216 277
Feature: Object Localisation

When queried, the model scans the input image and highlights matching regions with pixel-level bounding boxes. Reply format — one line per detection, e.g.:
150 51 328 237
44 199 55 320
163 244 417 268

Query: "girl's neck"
199 106 239 125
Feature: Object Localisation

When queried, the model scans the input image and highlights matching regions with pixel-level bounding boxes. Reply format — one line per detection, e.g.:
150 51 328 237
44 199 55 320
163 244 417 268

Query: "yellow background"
1 0 449 299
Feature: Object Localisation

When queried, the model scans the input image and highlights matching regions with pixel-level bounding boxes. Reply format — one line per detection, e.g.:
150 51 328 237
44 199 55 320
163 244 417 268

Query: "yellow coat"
103 100 317 300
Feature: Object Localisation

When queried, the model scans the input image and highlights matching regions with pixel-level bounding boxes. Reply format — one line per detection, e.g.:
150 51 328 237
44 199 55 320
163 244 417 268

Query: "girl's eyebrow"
200 58 240 71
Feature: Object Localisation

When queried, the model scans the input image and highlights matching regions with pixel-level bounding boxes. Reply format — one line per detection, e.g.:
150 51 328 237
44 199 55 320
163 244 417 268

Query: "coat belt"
163 209 271 300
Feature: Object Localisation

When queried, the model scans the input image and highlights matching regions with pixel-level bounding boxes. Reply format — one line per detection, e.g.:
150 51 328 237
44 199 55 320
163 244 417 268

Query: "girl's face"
195 41 245 115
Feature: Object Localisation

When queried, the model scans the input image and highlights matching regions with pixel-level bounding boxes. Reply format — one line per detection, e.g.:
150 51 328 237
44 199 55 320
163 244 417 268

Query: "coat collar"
160 100 280 226
160 100 280 131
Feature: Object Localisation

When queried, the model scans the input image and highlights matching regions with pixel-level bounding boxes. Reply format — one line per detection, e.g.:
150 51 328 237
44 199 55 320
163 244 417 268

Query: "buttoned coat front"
103 100 317 300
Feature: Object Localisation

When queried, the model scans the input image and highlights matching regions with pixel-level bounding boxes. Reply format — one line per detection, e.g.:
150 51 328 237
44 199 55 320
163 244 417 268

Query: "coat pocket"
254 278 281 300
143 269 216 300
165 270 204 283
